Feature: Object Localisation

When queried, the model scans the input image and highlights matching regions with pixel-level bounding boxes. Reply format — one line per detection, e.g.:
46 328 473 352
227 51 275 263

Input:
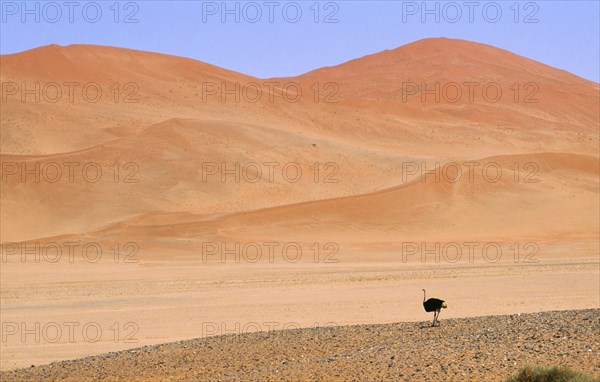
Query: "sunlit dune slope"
21 153 598 256
1 38 598 244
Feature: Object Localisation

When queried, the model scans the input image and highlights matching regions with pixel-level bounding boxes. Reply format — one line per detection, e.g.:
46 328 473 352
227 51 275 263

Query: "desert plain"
0 38 598 379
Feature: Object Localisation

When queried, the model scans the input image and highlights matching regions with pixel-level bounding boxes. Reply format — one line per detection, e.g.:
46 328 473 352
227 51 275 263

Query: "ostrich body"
422 289 447 326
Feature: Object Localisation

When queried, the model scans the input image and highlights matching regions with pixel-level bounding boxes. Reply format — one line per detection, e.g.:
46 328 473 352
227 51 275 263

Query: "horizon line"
3 37 598 84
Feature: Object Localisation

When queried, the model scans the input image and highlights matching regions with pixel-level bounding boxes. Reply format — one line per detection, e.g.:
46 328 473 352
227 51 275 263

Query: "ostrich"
422 289 447 326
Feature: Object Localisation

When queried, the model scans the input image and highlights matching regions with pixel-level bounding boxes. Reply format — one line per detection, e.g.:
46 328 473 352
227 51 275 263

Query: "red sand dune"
1 38 598 244
1 38 598 370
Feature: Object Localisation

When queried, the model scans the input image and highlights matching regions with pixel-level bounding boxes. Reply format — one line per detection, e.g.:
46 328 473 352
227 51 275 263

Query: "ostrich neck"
423 290 426 302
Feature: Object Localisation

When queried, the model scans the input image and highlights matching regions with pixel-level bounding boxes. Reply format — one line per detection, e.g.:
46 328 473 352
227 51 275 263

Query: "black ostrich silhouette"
422 289 447 326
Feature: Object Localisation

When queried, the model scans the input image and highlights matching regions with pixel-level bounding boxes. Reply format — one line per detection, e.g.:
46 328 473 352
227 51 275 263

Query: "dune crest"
1 38 598 371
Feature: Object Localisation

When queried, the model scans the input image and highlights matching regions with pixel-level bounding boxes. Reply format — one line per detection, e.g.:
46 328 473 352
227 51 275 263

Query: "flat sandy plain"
1 38 599 377
2 309 599 381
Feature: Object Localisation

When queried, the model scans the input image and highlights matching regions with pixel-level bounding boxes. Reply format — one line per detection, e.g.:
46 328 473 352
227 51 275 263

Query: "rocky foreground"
2 309 598 381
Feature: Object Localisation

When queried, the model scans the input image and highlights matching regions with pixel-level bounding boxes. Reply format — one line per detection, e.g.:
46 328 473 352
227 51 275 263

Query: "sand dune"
1 38 598 371
20 152 597 249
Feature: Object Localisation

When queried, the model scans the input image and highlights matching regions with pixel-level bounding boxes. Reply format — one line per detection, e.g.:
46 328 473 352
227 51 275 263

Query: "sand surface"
1 309 598 381
1 38 598 373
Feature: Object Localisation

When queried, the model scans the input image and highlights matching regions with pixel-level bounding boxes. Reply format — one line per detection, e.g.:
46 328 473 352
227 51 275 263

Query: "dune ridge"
1 38 598 371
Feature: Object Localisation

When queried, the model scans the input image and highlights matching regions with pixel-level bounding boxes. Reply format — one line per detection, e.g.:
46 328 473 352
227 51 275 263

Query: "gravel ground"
2 309 598 381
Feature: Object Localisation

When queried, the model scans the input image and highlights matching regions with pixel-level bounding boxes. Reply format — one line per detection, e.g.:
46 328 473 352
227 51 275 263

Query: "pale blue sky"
1 1 599 81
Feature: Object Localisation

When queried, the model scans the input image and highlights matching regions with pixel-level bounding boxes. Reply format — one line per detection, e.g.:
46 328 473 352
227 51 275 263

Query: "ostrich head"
442 302 448 309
